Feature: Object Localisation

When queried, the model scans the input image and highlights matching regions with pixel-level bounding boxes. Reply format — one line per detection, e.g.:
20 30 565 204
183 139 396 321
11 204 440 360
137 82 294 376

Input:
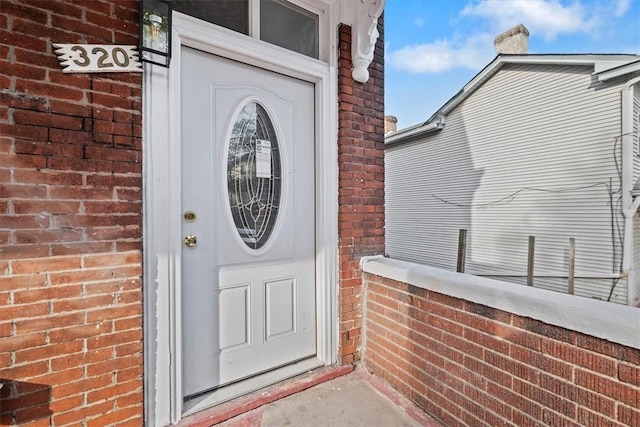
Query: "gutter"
620 76 640 305
385 115 445 146
595 59 640 82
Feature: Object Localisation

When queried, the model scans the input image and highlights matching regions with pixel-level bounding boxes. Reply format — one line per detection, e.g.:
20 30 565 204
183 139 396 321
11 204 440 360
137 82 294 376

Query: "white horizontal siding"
633 85 640 306
386 63 628 304
633 214 640 306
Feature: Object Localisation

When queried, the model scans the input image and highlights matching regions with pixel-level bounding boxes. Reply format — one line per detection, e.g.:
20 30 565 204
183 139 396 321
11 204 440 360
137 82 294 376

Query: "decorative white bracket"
346 0 385 83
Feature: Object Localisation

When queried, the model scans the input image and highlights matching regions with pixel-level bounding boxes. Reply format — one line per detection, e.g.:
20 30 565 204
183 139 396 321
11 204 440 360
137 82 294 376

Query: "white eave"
386 54 640 147
428 54 640 123
596 59 640 82
385 115 445 145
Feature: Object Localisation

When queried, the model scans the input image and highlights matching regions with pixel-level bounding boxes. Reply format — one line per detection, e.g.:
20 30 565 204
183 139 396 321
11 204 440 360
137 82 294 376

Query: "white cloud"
614 0 631 17
462 0 597 40
389 33 494 73
388 0 635 75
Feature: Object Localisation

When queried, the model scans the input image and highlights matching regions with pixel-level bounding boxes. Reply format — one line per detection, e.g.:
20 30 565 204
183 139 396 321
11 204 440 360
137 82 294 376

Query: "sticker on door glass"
227 102 281 250
255 139 271 178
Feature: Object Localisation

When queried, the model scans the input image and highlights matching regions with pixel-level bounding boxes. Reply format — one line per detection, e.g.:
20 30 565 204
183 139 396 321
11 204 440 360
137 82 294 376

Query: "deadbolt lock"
184 210 196 222
184 234 197 248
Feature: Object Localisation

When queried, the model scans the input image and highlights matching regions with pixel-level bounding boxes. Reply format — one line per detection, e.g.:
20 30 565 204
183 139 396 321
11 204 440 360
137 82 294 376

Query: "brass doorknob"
184 234 197 248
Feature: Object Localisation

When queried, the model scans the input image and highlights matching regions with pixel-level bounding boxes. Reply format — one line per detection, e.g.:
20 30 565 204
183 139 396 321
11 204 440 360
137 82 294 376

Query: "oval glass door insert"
227 102 282 250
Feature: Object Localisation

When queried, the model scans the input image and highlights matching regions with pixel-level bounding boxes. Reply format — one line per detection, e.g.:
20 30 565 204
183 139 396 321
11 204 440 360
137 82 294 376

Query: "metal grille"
227 102 281 249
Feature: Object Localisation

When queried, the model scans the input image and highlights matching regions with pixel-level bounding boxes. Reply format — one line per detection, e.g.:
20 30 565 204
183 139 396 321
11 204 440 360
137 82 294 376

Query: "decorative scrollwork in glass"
227 102 281 249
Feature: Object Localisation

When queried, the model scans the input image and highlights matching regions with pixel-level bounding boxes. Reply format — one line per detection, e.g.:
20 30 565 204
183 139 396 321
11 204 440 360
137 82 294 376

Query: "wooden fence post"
457 229 467 273
527 236 535 286
568 237 575 294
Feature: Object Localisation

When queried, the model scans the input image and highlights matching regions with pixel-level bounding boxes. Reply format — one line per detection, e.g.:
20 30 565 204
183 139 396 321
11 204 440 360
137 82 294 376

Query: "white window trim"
143 3 339 425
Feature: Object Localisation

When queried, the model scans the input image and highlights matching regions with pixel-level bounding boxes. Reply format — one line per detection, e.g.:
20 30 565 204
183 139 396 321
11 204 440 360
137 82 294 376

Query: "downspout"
620 76 640 305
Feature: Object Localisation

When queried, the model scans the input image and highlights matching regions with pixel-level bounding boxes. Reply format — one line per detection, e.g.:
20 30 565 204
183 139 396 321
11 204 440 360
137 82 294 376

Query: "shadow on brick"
0 379 52 425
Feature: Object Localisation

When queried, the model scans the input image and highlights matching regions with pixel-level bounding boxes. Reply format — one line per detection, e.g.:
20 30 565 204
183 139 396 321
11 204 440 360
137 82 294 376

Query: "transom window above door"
172 0 320 59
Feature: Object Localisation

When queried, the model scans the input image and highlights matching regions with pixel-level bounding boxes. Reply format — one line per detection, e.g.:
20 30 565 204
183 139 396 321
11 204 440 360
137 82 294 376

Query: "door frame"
142 5 339 426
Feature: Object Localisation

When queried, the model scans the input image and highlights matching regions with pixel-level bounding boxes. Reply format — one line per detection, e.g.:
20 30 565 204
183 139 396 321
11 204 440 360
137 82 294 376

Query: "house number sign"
54 44 142 73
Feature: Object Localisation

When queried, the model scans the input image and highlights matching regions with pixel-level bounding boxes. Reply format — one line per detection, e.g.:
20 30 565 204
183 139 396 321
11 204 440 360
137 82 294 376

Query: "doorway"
143 7 338 424
180 47 317 401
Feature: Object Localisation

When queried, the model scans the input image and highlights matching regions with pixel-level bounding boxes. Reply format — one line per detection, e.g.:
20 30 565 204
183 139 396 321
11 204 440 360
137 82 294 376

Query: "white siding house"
386 55 640 305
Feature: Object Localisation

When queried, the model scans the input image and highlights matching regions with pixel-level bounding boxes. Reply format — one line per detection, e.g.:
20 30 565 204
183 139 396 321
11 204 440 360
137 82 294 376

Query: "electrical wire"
431 182 610 209
607 132 638 301
599 128 636 302
430 131 638 303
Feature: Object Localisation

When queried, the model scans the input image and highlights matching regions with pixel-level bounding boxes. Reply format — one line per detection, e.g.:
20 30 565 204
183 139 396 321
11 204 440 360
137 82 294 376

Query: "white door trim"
143 7 338 426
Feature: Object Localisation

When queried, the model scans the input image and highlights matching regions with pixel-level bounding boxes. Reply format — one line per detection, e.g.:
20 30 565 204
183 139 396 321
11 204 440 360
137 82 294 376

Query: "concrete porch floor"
181 366 442 427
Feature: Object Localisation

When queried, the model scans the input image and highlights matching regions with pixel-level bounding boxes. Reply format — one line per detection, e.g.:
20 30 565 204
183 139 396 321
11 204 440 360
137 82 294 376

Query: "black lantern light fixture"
140 0 172 67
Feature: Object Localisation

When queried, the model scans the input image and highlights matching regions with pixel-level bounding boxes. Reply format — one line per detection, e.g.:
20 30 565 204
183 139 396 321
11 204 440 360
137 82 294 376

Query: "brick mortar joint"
363 272 640 370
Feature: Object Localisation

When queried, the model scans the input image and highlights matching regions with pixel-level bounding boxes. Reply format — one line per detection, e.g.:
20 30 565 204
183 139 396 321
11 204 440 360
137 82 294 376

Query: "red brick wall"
0 1 143 425
337 22 385 365
363 273 640 426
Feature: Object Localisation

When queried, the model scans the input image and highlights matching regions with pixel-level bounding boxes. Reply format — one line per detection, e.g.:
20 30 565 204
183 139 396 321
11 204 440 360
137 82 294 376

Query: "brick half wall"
362 260 640 426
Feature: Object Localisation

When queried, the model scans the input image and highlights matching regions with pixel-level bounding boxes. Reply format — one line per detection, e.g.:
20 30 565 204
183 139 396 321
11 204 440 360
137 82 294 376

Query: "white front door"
180 47 316 399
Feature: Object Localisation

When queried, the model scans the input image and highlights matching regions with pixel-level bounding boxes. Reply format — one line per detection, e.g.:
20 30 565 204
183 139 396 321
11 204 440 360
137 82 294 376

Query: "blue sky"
384 0 640 130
